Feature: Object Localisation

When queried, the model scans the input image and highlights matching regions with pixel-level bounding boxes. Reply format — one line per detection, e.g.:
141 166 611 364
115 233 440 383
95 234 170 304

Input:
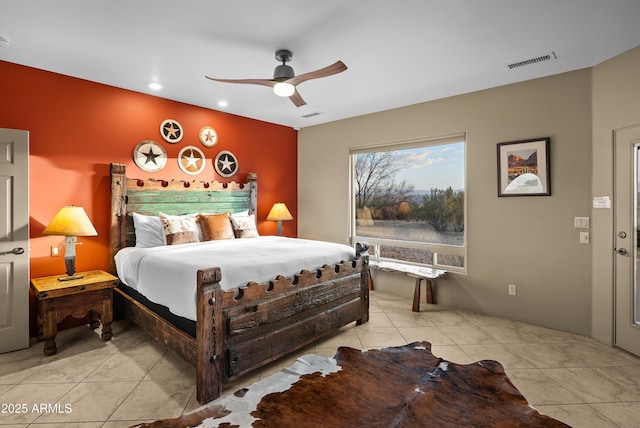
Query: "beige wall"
299 68 593 335
591 46 640 344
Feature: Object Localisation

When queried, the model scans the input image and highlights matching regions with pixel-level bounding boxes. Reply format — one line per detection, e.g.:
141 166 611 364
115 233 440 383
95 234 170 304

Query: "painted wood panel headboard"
109 162 257 274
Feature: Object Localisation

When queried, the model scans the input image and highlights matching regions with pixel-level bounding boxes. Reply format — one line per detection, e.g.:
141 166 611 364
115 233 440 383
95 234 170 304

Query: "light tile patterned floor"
1 291 639 427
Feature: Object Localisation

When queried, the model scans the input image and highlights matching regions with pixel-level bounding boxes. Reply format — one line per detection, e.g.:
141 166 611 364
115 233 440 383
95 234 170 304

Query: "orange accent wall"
1 60 297 333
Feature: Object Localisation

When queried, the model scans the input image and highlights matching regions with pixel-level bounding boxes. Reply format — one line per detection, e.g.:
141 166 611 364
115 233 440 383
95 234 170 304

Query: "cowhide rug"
134 341 568 428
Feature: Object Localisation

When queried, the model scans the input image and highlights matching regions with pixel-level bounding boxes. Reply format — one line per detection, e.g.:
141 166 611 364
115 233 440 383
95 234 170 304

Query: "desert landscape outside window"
350 134 466 272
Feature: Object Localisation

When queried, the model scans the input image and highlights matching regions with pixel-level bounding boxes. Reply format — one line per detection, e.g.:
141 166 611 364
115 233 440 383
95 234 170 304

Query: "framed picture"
497 137 550 197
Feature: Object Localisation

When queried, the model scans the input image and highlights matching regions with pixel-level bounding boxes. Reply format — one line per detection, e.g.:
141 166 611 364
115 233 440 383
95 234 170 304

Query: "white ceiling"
1 1 639 129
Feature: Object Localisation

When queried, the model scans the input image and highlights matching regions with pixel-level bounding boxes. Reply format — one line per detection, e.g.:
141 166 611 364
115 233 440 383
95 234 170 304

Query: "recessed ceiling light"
217 100 228 107
147 82 162 90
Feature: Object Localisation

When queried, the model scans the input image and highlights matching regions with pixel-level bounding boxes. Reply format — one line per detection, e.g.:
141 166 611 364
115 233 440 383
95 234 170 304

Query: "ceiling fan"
205 49 347 107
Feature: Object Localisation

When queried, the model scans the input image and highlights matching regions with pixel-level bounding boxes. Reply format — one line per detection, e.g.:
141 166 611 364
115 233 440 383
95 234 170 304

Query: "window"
350 134 466 272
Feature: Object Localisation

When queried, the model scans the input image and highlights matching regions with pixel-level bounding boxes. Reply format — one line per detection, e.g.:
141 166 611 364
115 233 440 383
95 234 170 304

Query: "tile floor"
1 291 640 427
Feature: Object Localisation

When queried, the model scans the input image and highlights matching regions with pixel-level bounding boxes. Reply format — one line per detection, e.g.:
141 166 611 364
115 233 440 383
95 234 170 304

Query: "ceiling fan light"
273 82 295 97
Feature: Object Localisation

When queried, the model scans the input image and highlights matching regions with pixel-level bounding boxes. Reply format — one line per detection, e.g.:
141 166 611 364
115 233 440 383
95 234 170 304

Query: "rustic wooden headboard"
109 163 258 274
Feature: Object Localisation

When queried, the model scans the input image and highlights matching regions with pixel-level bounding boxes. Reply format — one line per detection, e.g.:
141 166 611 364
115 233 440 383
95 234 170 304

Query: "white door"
614 124 640 357
0 128 29 353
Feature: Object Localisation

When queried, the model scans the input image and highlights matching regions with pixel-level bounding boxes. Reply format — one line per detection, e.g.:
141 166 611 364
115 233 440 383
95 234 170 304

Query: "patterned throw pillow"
197 213 235 241
230 213 259 238
159 213 200 245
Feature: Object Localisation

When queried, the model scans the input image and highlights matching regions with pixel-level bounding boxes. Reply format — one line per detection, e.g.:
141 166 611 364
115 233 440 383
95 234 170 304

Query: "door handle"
0 247 25 256
615 248 630 257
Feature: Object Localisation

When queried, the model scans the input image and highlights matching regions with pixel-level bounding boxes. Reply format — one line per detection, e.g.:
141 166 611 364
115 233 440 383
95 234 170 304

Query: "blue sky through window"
393 142 464 192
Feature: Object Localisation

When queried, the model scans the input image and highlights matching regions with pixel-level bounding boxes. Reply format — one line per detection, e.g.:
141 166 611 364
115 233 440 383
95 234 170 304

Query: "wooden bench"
369 260 447 312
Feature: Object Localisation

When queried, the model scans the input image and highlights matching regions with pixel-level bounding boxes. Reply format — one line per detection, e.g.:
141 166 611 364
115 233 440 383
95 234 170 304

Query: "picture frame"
497 137 550 197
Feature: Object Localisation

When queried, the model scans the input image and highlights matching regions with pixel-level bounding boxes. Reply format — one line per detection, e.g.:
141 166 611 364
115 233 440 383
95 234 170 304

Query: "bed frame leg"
196 268 225 404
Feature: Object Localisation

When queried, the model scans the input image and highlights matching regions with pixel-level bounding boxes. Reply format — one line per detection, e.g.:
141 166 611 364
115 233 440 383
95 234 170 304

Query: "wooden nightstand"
31 270 118 356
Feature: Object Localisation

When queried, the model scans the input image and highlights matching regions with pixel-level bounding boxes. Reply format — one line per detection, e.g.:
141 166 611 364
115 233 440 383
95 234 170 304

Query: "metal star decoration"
178 146 206 175
143 147 161 165
133 140 167 172
214 150 239 178
160 119 184 143
219 155 234 173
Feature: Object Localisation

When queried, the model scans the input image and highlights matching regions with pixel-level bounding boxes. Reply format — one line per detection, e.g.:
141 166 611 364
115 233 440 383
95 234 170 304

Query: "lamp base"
58 274 84 282
60 247 80 281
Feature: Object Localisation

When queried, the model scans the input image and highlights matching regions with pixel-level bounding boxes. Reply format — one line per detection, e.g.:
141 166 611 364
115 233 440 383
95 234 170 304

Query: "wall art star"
199 125 218 147
160 119 183 143
214 150 239 178
178 145 206 175
133 140 167 172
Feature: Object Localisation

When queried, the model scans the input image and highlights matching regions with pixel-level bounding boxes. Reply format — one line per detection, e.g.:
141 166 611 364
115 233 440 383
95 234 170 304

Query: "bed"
109 163 370 404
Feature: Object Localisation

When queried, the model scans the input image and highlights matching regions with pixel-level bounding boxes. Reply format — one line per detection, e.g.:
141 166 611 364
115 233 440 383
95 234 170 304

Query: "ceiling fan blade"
288 61 347 86
205 76 275 88
289 89 306 107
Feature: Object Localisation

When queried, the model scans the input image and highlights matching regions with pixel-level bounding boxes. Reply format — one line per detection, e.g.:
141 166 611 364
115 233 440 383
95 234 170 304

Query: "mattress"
114 236 356 321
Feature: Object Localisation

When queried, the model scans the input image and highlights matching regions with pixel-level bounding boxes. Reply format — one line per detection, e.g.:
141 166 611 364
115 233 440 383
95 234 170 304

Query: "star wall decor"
199 125 218 148
214 150 239 178
178 145 206 175
160 119 183 143
133 140 167 172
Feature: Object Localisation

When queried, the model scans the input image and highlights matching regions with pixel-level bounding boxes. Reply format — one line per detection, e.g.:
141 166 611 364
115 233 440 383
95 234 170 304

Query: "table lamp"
43 206 98 281
266 202 293 236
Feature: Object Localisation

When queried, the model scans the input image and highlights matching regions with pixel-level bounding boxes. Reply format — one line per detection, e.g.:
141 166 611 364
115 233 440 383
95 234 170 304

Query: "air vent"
504 52 557 70
301 112 322 118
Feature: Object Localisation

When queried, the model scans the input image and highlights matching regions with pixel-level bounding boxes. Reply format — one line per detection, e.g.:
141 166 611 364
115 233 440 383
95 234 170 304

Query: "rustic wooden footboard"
195 251 369 404
109 163 370 404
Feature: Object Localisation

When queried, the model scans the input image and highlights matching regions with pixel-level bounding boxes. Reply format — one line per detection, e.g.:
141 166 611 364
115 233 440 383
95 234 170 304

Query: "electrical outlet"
508 284 517 296
580 232 590 244
51 246 59 257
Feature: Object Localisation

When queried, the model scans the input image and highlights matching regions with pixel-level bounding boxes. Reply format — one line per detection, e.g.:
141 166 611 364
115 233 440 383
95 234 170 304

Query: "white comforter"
115 236 356 321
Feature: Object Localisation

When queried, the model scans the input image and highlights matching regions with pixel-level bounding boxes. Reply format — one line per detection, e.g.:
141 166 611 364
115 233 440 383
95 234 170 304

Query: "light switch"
574 217 590 228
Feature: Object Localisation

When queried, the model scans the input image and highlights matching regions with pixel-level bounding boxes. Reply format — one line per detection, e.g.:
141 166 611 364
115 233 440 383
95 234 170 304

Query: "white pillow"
132 212 166 248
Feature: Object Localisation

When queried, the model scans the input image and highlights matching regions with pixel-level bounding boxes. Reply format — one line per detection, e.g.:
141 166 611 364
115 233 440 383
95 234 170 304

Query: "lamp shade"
266 203 293 221
43 206 98 237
